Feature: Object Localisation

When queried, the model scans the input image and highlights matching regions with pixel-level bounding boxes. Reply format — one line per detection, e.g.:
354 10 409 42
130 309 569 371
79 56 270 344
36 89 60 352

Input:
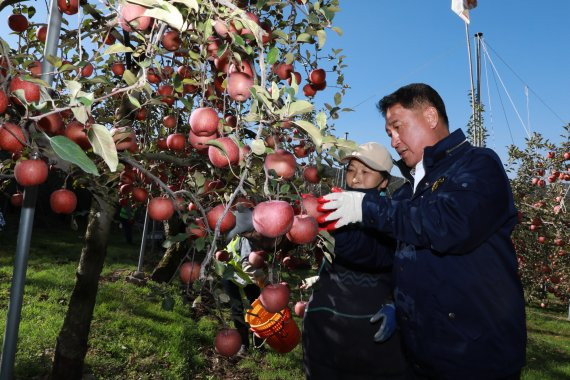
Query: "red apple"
564 152 570 160
179 261 201 284
287 71 301 86
286 215 318 244
301 193 326 220
161 29 181 51
14 159 49 186
309 68 326 85
206 204 236 233
214 328 242 357
228 60 254 77
148 197 175 221
303 165 320 183
80 63 94 77
119 3 151 32
538 236 547 244
132 187 148 203
189 131 217 153
37 113 65 135
248 250 267 268
208 137 239 167
166 133 186 151
187 218 207 238
111 62 125 76
274 63 294 80
0 122 26 153
546 151 555 159
147 68 161 84
264 149 297 180
215 250 230 262
554 238 565 247
0 89 7 114
36 25 47 42
259 283 290 313
58 0 79 15
163 115 177 129
50 189 77 214
303 83 317 97
111 127 136 151
252 200 294 238
65 121 91 149
294 301 307 317
10 76 40 104
190 107 219 136
213 19 229 38
227 72 253 102
8 14 28 33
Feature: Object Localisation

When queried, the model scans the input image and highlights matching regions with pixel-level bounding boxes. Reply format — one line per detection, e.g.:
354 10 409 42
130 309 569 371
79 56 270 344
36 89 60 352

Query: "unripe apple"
50 189 77 214
14 159 49 186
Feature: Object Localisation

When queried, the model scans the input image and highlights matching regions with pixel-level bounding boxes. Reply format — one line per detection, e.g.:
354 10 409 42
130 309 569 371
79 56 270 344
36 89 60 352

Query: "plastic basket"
245 298 301 353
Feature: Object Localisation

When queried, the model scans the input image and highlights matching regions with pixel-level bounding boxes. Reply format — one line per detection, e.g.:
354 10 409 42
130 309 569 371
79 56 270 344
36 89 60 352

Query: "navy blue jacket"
361 129 526 379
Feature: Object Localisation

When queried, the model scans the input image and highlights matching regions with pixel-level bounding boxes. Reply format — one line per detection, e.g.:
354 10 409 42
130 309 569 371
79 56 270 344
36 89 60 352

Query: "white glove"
318 191 364 229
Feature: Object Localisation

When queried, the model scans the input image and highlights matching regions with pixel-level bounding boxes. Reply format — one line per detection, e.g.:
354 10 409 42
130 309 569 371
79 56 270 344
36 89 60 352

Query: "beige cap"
341 142 393 172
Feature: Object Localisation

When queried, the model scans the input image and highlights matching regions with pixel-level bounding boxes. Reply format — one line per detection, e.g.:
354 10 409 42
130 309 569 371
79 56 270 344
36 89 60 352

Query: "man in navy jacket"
320 83 526 379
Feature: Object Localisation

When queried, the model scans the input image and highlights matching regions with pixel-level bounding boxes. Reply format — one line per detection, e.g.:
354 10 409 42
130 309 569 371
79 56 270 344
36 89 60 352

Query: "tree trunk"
51 197 116 380
150 217 185 283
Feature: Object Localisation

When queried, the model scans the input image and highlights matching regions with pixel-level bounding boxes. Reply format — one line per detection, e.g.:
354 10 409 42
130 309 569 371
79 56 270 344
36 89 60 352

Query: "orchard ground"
0 211 568 379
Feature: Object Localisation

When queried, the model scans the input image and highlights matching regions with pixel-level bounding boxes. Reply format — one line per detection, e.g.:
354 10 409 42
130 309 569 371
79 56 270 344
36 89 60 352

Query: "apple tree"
1 0 355 375
507 125 570 311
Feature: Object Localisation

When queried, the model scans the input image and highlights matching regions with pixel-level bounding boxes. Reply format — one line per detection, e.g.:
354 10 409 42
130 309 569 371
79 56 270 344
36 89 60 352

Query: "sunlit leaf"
294 120 322 148
316 111 327 130
331 26 343 36
71 106 89 124
288 100 313 117
128 95 141 108
89 124 118 172
49 136 99 176
316 29 326 49
267 47 279 65
296 33 311 43
251 139 266 155
172 0 198 12
123 70 138 86
103 43 134 55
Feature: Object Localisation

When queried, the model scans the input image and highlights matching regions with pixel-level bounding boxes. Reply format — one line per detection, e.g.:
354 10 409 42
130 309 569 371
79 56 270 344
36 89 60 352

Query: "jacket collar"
395 129 469 180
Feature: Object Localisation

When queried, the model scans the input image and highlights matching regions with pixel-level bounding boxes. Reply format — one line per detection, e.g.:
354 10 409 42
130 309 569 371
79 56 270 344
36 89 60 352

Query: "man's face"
385 103 438 168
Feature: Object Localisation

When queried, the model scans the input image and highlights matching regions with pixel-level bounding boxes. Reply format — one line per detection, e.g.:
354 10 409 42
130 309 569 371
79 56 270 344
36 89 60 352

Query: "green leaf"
193 171 205 187
271 81 280 101
251 139 266 155
296 33 311 43
172 0 198 12
103 43 133 55
66 80 81 99
334 92 342 106
288 100 313 117
123 70 138 86
294 120 322 148
316 111 327 130
331 26 343 36
267 47 279 65
316 29 326 49
88 124 118 172
144 3 186 31
49 136 99 176
284 52 295 64
128 95 141 108
162 232 188 248
71 106 89 124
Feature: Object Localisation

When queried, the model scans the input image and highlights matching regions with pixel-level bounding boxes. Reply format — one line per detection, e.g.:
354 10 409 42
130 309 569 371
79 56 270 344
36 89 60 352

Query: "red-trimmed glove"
317 190 365 230
317 187 343 231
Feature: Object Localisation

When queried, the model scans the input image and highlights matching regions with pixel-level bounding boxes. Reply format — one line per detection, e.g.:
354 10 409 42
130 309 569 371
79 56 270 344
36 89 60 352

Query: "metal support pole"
464 22 476 144
134 206 150 278
0 0 62 378
475 32 483 147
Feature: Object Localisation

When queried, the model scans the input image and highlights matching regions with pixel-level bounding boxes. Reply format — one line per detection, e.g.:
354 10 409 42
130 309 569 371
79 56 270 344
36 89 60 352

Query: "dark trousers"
222 279 261 348
120 218 133 244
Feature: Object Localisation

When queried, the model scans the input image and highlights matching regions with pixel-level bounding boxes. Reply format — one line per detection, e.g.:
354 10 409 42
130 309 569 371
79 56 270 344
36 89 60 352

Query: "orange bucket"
245 298 301 353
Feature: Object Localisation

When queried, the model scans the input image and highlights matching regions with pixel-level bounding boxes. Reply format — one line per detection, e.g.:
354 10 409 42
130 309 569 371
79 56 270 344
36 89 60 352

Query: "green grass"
0 212 569 379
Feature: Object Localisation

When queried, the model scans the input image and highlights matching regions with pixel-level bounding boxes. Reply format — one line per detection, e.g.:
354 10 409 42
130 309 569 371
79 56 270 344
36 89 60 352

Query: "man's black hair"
377 83 449 127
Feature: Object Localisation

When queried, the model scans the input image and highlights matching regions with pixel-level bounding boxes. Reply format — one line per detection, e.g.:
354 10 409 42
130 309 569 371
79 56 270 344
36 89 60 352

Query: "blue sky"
325 1 570 166
1 1 568 167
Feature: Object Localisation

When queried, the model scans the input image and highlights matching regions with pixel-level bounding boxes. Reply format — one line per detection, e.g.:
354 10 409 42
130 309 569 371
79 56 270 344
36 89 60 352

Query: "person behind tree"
319 83 526 379
302 142 407 379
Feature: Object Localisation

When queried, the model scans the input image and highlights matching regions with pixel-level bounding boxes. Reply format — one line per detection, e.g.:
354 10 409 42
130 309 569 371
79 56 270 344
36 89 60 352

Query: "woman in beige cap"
302 142 406 379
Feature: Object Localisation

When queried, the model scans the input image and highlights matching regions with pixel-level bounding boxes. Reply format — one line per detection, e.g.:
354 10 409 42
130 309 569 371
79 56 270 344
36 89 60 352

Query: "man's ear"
424 106 439 129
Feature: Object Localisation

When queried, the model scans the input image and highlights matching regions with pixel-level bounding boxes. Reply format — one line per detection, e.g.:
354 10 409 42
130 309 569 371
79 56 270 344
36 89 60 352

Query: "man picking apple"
319 83 526 380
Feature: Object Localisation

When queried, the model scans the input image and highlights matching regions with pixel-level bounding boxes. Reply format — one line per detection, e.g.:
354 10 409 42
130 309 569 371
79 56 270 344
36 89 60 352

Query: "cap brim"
341 154 387 172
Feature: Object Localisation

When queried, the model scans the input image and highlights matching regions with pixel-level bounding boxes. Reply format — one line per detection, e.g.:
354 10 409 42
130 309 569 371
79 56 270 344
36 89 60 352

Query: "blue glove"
370 303 396 343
